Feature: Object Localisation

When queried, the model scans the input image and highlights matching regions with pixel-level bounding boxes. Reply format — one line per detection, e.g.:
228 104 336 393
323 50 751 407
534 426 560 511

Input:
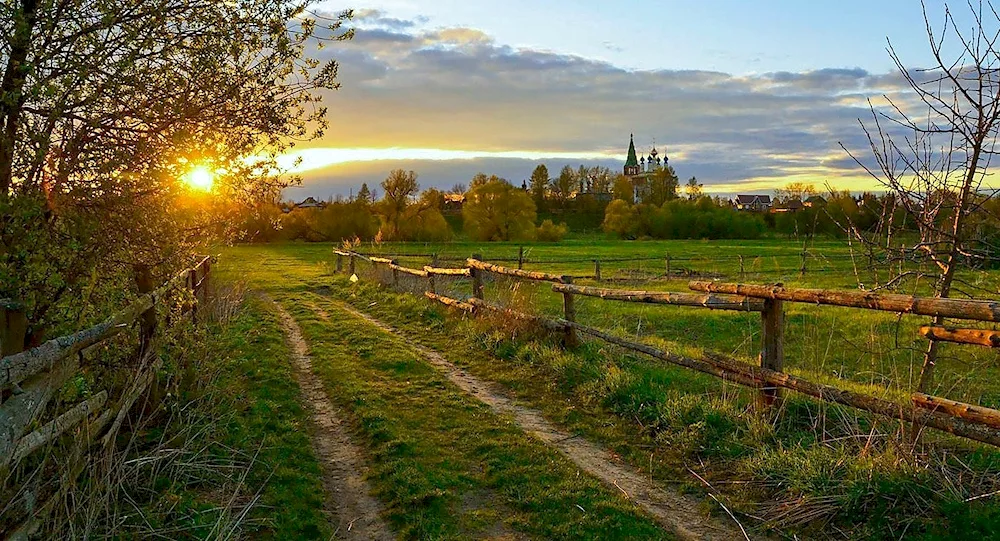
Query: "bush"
535 220 568 242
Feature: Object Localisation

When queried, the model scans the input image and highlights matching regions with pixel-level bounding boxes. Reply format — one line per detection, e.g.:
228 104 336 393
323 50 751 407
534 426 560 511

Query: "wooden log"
920 326 1000 348
467 258 565 283
389 263 428 278
424 266 472 276
561 276 579 348
759 298 785 407
562 319 1000 447
551 283 764 312
370 256 394 264
9 391 107 465
0 356 79 460
689 281 1000 322
424 291 475 312
913 393 1000 430
471 254 485 299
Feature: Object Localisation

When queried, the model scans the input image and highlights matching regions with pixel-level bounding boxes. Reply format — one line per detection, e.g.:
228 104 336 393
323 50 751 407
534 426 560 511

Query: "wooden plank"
689 281 1000 322
9 391 107 465
920 326 1000 348
424 266 471 276
913 393 1000 429
389 263 428 278
562 319 1000 447
370 256 394 264
424 291 475 312
467 258 565 283
552 283 763 311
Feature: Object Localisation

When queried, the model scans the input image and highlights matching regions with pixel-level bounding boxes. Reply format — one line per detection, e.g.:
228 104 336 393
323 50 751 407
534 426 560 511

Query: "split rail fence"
0 256 212 539
335 249 1000 449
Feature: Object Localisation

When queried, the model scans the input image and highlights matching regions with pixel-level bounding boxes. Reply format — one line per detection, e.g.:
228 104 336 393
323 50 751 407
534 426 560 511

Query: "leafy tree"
529 164 549 208
642 165 679 206
450 183 468 195
0 0 351 344
685 176 704 200
463 179 537 241
602 199 638 238
612 175 635 204
536 220 569 242
377 169 419 240
774 182 817 204
577 165 590 192
551 165 575 205
590 166 613 194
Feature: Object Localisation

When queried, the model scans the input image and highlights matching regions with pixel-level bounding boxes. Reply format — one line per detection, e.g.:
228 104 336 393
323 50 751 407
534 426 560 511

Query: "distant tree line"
232 165 1000 246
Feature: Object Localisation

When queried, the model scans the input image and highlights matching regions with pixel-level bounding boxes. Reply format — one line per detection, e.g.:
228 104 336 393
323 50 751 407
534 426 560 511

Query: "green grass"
225 249 673 539
121 295 332 539
218 241 1000 539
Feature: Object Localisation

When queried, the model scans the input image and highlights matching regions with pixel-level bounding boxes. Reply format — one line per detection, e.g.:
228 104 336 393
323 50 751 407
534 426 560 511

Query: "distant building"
773 199 804 213
443 193 465 211
735 194 772 211
295 196 325 209
623 133 669 201
804 195 827 207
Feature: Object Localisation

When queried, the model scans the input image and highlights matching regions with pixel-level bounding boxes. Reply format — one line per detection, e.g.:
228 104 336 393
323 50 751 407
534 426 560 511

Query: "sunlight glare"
184 166 214 192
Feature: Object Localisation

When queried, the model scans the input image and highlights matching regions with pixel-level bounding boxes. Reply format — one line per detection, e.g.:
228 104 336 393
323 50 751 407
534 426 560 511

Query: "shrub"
535 220 568 242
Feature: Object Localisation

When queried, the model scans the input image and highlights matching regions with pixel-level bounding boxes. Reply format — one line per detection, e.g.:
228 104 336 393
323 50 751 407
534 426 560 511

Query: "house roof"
296 196 323 208
736 194 771 204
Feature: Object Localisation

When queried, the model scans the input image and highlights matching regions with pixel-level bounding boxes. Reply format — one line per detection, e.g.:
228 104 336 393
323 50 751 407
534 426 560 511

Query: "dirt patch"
330 300 752 541
271 299 394 540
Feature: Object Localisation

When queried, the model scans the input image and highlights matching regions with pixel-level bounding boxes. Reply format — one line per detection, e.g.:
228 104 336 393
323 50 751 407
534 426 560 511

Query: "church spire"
624 133 639 176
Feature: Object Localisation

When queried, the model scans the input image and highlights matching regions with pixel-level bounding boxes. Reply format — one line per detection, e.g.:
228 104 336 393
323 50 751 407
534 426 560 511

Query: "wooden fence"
0 256 212 538
335 249 1000 449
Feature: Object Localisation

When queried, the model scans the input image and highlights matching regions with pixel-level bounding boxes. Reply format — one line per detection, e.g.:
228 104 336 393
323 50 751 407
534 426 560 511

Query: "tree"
551 165 575 205
844 2 1000 393
612 175 635 204
577 165 590 192
0 0 351 347
463 179 537 241
774 182 817 204
642 165 679 206
685 176 704 200
591 166 613 194
357 183 372 204
377 169 419 240
529 164 549 208
450 183 467 195
602 199 638 238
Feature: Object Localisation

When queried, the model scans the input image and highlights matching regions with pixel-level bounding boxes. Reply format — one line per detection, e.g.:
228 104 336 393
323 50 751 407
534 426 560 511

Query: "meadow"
221 238 1000 539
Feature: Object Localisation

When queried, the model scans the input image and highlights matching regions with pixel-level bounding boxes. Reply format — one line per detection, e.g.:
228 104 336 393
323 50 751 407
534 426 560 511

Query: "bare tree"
842 0 1000 392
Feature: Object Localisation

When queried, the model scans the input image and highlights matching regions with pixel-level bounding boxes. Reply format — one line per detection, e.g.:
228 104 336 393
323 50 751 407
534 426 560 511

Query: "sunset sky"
286 1 968 201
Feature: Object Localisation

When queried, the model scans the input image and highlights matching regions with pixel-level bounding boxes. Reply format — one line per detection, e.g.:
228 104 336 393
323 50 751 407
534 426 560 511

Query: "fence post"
759 297 785 408
594 260 602 281
188 267 199 322
134 265 157 356
349 253 356 276
561 275 579 348
391 259 399 288
518 246 524 270
665 253 671 278
429 253 438 294
336 252 343 273
471 253 484 300
0 300 27 357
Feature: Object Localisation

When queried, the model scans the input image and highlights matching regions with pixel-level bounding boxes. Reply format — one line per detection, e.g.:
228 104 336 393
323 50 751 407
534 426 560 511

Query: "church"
623 134 668 200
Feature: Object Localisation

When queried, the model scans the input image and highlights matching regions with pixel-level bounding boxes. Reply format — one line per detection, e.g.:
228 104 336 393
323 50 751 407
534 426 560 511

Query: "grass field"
216 239 1000 539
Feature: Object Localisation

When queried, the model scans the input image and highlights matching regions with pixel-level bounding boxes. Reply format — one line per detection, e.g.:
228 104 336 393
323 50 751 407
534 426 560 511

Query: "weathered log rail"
0 256 212 533
334 248 1000 449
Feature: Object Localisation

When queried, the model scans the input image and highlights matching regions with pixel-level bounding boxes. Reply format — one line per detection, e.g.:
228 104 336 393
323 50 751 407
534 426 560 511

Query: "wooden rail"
552 283 763 312
920 326 1000 348
913 393 1000 429
467 258 565 283
689 281 1000 322
424 266 471 276
425 291 475 312
389 263 428 278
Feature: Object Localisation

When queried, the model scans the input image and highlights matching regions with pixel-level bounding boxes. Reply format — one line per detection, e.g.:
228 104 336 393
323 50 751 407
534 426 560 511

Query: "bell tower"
624 134 640 176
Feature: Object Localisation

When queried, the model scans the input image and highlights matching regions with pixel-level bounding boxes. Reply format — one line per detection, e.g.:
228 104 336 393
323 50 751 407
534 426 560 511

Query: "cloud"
295 10 935 198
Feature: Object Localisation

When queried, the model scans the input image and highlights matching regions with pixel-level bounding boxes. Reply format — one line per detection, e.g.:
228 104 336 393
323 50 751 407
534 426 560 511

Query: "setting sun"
184 166 214 192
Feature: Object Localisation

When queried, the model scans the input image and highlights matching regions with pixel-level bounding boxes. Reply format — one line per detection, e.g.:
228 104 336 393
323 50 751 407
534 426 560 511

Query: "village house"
735 194 772 211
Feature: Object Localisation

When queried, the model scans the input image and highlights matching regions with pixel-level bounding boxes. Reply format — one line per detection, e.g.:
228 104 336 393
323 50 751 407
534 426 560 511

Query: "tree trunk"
0 0 40 193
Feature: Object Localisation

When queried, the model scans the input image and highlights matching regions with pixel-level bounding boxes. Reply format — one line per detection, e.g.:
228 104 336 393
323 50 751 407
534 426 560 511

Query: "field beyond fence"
335 248 1000 450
